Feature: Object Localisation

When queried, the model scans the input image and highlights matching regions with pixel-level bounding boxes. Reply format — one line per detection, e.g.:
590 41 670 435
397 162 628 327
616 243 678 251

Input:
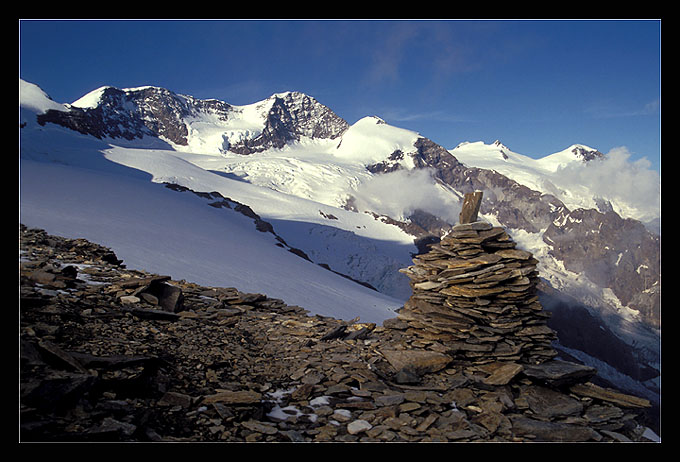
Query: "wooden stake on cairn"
459 191 483 224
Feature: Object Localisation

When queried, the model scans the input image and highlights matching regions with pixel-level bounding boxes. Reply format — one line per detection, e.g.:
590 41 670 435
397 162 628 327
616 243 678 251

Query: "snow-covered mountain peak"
356 115 388 126
20 79 69 115
365 115 387 124
270 90 312 103
68 84 169 108
569 144 604 161
450 140 521 165
333 116 420 168
536 144 604 171
492 139 509 150
69 86 112 109
450 140 603 171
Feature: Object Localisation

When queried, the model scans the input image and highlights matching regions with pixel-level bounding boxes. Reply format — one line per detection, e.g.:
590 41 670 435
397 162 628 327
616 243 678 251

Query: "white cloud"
555 147 660 223
352 168 461 223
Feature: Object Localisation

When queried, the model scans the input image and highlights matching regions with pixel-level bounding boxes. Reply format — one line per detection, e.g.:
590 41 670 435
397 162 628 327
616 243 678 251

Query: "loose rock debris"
19 225 657 442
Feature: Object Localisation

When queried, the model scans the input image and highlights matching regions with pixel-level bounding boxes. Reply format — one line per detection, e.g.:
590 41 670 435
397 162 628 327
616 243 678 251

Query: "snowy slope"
20 79 70 114
19 79 414 323
168 115 424 210
180 95 275 155
176 142 370 209
20 157 407 324
101 143 417 300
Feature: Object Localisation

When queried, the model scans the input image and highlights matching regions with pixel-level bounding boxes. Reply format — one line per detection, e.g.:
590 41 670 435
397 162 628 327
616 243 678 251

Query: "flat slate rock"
202 390 263 405
522 359 597 387
380 349 452 376
510 416 595 442
481 362 524 386
520 385 584 420
569 382 652 408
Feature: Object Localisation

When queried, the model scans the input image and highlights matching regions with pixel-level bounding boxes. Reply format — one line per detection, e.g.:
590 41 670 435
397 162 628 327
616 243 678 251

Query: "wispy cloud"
361 20 539 93
642 99 661 115
381 108 473 124
585 98 660 119
363 21 483 87
365 23 421 85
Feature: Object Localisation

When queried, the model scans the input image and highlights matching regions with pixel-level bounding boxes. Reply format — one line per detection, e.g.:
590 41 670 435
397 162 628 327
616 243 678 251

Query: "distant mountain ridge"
450 140 659 228
38 85 349 154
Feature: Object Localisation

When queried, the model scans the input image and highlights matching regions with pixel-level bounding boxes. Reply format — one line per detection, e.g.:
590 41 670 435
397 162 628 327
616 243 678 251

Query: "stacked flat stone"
398 220 557 365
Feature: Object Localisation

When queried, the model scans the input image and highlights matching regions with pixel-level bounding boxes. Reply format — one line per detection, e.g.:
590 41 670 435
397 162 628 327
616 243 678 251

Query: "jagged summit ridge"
569 144 604 162
233 90 349 154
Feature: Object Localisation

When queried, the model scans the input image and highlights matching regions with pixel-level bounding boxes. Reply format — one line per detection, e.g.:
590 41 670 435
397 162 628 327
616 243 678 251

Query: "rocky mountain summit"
20 225 658 442
229 91 349 154
570 145 605 162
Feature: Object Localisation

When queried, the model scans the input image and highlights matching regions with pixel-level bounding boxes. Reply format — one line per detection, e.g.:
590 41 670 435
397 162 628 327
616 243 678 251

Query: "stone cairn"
398 191 558 366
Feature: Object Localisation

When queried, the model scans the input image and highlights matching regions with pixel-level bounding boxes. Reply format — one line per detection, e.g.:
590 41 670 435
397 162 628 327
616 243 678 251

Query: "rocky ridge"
36 86 348 154
20 225 657 442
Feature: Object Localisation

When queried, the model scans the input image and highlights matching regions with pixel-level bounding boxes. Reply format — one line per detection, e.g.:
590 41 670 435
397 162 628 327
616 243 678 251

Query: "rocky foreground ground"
19 225 659 443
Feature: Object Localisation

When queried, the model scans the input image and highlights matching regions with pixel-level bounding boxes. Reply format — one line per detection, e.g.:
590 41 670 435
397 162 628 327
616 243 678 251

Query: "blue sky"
20 19 661 171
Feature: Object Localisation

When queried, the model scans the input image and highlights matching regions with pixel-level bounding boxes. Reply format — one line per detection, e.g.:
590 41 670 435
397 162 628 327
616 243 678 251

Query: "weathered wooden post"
459 191 483 224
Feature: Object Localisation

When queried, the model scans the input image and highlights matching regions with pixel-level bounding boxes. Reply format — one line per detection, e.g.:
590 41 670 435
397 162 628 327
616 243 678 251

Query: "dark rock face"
543 208 660 328
279 91 349 140
571 145 604 162
38 86 196 144
230 92 349 154
540 291 659 384
366 149 406 174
